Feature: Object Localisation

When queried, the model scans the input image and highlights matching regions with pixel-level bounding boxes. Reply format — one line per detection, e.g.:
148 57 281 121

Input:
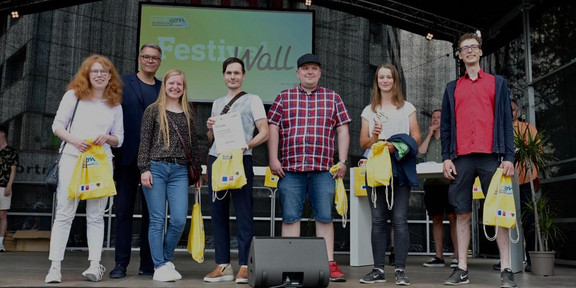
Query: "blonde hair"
153 69 194 149
67 54 122 107
370 63 405 112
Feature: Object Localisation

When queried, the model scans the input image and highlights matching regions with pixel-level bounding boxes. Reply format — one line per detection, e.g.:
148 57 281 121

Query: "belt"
156 157 188 165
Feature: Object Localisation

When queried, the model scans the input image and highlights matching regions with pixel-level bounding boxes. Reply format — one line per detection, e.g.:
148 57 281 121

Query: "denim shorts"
278 171 335 223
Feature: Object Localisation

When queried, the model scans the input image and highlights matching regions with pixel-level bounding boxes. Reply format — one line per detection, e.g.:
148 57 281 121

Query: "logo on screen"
151 16 189 27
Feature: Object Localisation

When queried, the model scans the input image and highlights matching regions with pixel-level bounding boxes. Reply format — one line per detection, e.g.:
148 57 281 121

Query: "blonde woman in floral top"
137 69 201 282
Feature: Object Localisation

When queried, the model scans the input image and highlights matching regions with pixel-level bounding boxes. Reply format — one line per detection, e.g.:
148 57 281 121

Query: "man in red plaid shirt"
268 53 351 282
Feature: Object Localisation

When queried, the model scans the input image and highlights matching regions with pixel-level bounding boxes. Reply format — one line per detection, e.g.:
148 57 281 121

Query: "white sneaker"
153 264 180 282
82 265 106 282
165 261 182 280
45 267 62 283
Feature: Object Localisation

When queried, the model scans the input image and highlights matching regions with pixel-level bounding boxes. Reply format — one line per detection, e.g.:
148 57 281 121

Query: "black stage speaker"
248 237 330 288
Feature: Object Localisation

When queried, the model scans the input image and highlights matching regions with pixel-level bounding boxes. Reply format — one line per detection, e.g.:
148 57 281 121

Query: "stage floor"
1 250 574 287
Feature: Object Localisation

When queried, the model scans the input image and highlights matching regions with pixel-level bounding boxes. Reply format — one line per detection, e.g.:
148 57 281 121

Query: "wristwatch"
339 159 349 166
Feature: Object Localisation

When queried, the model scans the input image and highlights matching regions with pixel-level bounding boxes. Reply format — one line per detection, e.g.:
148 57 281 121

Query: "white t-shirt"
361 101 416 139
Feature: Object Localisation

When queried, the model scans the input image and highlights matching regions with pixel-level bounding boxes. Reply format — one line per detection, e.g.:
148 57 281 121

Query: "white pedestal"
349 170 374 266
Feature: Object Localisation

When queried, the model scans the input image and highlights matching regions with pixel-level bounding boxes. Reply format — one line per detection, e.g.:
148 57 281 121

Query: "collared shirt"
268 85 351 172
454 69 495 156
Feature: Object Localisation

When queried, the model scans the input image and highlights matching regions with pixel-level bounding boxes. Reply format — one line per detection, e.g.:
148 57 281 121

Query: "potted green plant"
513 125 560 276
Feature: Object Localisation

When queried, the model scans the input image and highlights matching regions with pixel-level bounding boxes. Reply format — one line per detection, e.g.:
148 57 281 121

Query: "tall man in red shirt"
268 53 351 282
440 34 517 288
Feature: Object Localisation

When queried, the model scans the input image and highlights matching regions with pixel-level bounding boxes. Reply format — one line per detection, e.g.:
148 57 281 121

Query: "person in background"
358 63 421 286
138 69 202 282
418 109 459 268
203 57 268 284
493 99 538 273
22 202 51 231
110 43 162 279
45 54 124 283
268 53 350 282
0 125 18 252
441 33 516 287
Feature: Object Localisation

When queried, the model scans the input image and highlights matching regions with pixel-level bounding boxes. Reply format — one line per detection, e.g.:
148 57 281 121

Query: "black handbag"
45 99 79 193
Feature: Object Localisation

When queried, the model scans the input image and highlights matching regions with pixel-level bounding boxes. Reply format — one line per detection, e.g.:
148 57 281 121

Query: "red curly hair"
66 54 123 107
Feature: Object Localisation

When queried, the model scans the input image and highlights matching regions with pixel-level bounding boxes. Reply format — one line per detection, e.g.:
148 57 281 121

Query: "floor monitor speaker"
248 237 330 288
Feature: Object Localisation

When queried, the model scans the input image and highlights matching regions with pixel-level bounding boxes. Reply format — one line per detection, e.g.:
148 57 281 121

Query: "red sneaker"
329 261 346 282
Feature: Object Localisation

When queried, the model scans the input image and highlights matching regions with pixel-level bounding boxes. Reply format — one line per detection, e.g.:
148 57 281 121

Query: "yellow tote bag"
482 168 519 242
353 166 367 197
187 188 205 263
264 166 279 188
472 176 485 199
330 165 348 228
68 140 116 200
211 149 247 192
366 141 392 187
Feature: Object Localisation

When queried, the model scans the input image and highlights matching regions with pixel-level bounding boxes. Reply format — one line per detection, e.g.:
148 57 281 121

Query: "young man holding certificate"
204 57 269 284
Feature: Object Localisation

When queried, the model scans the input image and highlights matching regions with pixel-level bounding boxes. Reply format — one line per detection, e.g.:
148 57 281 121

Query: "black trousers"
113 161 153 271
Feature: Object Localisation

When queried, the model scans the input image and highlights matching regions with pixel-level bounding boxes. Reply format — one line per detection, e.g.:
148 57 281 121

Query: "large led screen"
139 3 314 103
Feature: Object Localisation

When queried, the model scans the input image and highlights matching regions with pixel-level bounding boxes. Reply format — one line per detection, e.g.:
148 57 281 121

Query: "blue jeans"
208 155 254 265
368 181 411 270
142 160 189 268
278 171 335 223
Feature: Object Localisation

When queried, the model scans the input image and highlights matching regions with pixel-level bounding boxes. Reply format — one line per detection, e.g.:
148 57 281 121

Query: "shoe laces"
92 265 106 278
501 268 514 280
369 268 384 277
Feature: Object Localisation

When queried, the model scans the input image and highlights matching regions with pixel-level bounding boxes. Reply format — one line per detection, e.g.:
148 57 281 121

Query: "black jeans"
368 182 411 270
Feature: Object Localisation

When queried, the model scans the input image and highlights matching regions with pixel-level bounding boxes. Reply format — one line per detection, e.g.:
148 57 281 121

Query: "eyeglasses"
140 55 161 63
89 69 109 76
459 44 481 52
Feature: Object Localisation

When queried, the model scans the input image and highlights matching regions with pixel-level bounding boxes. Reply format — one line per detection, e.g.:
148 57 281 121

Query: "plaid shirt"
268 85 351 172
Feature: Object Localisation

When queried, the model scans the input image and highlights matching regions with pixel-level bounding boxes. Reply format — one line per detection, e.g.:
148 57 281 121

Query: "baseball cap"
297 53 321 68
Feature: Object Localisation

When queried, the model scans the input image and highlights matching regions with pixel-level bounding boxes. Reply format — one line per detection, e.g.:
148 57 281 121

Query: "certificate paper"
213 112 247 153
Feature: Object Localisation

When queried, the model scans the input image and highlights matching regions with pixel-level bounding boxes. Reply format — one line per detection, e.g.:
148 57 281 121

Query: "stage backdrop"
139 3 314 103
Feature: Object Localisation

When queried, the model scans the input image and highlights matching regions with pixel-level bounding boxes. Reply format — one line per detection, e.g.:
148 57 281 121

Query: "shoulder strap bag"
45 99 80 193
167 114 201 185
220 91 246 115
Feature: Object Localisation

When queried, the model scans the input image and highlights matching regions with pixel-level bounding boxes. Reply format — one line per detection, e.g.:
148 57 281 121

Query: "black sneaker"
423 256 446 267
444 267 469 285
450 258 459 268
493 262 501 270
360 268 386 284
138 269 154 276
109 264 126 279
394 270 410 286
500 268 518 288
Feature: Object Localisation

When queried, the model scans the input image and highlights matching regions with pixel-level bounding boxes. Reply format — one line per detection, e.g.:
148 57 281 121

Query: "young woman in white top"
46 55 124 283
359 63 421 286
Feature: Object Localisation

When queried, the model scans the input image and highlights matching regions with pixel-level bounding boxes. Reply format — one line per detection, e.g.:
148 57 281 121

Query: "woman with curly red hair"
45 54 124 283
